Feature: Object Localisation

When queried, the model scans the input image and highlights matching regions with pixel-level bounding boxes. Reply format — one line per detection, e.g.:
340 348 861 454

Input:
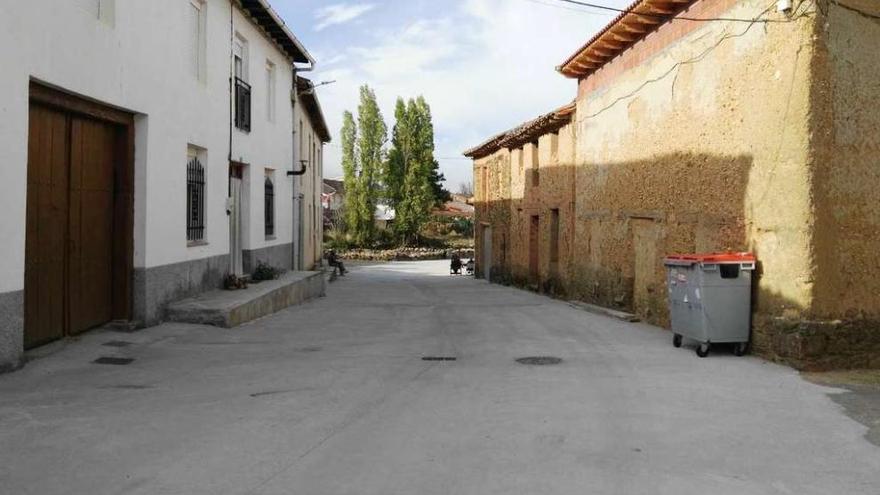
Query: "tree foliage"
384 96 439 244
340 86 387 246
341 87 448 247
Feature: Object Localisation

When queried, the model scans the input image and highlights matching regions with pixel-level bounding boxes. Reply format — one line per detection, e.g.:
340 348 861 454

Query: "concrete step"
166 271 325 328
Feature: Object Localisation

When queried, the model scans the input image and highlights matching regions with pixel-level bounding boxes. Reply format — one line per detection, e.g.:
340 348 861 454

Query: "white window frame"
233 34 249 82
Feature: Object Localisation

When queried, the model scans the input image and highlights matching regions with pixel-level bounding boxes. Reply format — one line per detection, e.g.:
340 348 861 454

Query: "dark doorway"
529 215 540 283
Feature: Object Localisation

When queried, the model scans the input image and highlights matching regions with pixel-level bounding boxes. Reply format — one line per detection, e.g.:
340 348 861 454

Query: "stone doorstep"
567 301 641 323
165 271 325 328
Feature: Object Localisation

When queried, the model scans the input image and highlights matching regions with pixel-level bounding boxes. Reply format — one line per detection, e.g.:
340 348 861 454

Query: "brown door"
68 118 118 334
25 100 128 348
632 219 661 320
529 215 540 283
24 105 69 348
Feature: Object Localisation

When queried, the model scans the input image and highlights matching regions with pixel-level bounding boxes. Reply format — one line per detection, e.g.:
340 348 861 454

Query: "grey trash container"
664 252 756 358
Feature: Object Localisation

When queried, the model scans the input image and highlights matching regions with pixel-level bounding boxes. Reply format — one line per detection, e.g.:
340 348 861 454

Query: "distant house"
322 179 345 229
374 204 396 230
433 199 475 219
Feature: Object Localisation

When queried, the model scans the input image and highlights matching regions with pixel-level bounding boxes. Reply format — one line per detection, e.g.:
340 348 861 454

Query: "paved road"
1 261 879 494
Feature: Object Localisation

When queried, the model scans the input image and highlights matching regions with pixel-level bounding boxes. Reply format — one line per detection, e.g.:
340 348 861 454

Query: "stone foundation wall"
132 253 229 327
0 290 23 373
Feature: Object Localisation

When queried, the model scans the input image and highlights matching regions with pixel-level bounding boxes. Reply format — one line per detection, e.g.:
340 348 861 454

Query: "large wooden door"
68 118 117 334
25 92 131 348
24 105 69 348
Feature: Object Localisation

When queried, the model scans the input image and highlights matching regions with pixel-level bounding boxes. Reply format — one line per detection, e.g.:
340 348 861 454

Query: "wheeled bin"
663 252 756 357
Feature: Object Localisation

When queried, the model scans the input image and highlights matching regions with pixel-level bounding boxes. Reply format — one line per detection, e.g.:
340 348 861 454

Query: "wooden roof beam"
630 14 664 25
619 21 650 34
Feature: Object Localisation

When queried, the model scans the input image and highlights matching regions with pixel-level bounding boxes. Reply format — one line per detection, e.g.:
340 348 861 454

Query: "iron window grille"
187 155 206 242
234 77 251 132
264 176 275 237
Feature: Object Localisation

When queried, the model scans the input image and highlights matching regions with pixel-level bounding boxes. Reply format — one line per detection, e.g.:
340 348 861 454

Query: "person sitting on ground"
326 249 347 276
465 258 475 275
450 252 462 275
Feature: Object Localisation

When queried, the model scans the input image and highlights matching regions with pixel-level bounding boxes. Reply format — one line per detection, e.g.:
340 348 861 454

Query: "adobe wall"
780 0 880 369
573 1 818 340
474 149 512 280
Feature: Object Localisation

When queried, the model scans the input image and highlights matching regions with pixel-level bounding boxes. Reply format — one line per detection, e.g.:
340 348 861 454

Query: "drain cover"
516 356 562 365
93 357 134 365
102 340 132 348
422 356 457 361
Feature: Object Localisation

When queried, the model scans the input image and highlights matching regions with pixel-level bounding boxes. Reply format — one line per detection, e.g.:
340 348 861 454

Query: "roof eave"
240 0 315 65
557 0 695 79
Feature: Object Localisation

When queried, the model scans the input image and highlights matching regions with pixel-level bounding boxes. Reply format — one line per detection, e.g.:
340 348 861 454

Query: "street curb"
567 301 641 322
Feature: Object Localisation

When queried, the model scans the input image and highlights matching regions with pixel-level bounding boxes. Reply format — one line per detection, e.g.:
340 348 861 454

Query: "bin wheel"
733 342 748 356
673 334 682 348
696 343 710 358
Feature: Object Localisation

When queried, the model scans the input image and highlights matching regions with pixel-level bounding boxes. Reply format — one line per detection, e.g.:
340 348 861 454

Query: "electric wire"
579 0 816 121
551 0 797 23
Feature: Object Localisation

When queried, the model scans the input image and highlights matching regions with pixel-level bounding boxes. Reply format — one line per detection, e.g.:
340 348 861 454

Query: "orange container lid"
664 252 756 264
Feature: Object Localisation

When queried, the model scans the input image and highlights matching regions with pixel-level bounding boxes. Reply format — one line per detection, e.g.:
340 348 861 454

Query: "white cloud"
314 3 376 31
312 0 619 187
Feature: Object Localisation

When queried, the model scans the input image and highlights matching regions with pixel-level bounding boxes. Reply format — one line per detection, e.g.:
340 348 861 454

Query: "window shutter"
187 2 201 77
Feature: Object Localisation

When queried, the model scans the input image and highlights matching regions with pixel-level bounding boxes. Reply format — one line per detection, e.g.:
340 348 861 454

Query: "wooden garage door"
25 99 130 348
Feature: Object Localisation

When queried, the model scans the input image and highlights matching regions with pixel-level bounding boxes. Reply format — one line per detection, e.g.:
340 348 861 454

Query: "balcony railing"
234 77 251 132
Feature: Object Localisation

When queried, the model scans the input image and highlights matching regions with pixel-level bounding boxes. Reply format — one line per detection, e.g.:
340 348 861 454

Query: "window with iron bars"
186 154 206 242
264 175 275 237
234 77 251 132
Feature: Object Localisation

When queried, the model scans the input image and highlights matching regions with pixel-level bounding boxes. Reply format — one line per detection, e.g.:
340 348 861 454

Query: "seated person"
326 249 347 276
465 258 475 275
450 253 462 274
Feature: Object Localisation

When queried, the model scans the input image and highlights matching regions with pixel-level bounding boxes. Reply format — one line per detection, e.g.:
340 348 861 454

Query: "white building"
0 0 329 372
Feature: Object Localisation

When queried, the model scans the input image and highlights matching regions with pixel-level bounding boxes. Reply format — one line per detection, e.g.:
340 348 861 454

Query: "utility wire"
521 0 616 16
550 0 795 23
579 1 816 121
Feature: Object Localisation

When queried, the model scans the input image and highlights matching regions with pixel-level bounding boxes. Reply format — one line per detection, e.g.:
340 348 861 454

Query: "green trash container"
664 252 756 358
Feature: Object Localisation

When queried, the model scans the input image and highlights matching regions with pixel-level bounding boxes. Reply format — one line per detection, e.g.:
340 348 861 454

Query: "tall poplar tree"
388 96 437 244
355 85 386 244
340 110 365 241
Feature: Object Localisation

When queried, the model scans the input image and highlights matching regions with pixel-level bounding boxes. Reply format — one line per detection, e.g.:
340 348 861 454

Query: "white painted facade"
293 86 327 270
0 0 328 369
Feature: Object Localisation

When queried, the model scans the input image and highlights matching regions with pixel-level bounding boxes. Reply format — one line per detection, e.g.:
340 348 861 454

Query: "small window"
264 171 275 238
186 147 206 243
265 60 276 122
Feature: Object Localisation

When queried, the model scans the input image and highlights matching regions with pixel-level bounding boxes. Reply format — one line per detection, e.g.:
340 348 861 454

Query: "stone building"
465 0 880 370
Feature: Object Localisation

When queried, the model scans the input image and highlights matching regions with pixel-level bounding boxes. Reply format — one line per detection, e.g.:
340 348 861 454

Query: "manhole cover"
102 340 132 348
516 356 562 365
422 356 457 361
93 357 135 365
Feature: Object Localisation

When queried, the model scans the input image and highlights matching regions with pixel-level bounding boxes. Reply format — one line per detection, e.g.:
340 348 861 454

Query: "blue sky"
272 0 626 190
